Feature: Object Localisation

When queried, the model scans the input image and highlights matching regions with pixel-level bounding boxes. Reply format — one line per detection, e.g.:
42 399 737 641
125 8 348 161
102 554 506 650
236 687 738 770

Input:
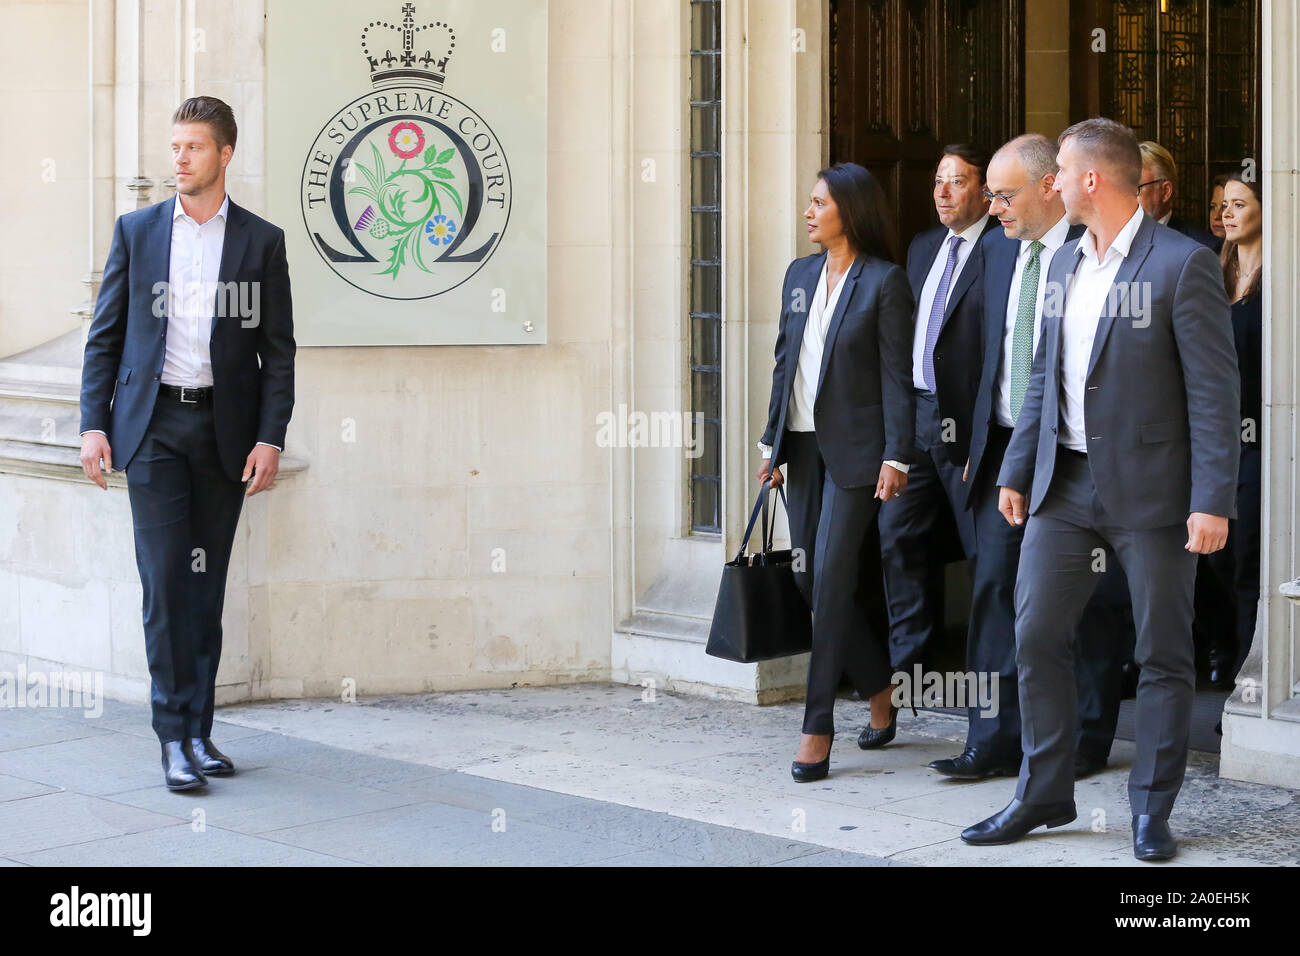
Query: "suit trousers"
878 390 977 672
1014 447 1197 817
967 425 1135 762
126 392 246 743
1073 559 1135 763
783 431 893 735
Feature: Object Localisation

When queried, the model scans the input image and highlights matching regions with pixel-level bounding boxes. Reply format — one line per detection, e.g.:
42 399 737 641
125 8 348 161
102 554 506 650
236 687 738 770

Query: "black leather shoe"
961 798 1076 845
161 740 207 792
857 706 898 750
1132 814 1177 861
190 737 235 776
1207 644 1234 688
929 748 1020 780
1074 753 1108 779
791 735 833 783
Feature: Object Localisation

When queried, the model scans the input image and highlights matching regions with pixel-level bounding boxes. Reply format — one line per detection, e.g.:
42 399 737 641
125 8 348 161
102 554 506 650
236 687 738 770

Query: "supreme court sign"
268 0 547 345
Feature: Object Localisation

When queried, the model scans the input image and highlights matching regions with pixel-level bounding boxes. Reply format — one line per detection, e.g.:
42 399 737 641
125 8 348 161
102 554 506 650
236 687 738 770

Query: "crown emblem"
361 3 456 88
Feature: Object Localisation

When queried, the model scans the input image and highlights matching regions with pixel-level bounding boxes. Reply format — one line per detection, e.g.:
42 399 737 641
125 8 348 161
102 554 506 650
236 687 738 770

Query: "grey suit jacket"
996 211 1239 530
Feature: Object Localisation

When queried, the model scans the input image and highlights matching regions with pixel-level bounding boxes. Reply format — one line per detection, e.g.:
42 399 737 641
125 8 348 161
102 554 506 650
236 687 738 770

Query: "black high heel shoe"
857 705 899 749
791 734 834 782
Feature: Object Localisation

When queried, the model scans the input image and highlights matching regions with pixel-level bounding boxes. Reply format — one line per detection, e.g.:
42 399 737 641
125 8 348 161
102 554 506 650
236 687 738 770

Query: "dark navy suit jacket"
964 221 1085 508
904 216 999 464
760 252 916 489
80 198 296 483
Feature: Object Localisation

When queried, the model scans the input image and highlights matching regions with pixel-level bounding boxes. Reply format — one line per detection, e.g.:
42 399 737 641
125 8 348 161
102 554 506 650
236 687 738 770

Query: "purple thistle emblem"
354 205 375 231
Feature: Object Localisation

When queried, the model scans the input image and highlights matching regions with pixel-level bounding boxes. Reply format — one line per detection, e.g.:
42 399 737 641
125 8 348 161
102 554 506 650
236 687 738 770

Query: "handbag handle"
759 479 790 554
735 479 790 562
735 311 797 562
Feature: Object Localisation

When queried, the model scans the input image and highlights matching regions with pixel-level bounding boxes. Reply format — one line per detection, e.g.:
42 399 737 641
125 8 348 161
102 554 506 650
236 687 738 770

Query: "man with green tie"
934 134 1134 782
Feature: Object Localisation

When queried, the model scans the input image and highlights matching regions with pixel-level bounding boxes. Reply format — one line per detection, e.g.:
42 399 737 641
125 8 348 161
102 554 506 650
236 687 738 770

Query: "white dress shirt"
163 193 228 387
759 257 907 473
994 214 1070 427
1058 205 1146 452
82 193 280 452
911 217 987 390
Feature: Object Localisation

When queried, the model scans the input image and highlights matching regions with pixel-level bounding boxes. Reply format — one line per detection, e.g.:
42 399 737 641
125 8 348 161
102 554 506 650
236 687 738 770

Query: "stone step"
0 330 90 446
0 375 80 404
0 328 84 409
0 396 82 447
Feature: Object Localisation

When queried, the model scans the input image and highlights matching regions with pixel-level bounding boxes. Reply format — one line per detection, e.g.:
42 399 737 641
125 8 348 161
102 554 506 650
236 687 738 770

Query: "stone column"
1218 0 1300 788
73 0 117 345
114 0 181 216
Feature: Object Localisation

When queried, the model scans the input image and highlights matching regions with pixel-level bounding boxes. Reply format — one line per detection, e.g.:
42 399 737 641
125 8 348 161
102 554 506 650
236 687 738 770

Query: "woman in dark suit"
757 163 916 781
1213 171 1264 679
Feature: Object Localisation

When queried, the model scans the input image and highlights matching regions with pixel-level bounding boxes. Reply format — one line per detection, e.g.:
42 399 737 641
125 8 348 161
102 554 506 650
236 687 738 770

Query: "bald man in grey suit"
960 118 1238 861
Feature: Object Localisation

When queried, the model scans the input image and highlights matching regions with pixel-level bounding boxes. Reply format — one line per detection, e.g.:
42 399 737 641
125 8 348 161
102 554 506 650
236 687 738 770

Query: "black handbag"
705 475 813 663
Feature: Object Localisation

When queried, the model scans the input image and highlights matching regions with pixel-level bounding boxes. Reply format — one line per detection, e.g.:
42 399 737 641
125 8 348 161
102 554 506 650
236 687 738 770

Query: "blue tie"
923 235 963 392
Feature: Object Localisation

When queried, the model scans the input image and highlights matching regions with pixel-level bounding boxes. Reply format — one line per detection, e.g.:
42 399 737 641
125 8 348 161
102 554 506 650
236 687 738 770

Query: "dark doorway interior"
1070 0 1262 226
829 0 1025 252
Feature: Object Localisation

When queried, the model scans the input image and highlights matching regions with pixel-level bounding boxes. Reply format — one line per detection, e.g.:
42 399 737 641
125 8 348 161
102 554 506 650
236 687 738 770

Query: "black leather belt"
161 384 212 403
1058 444 1087 459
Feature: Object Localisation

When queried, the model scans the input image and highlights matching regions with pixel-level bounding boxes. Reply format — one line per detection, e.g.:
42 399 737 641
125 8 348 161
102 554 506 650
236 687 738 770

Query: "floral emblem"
347 126 464 279
425 215 458 246
387 122 425 159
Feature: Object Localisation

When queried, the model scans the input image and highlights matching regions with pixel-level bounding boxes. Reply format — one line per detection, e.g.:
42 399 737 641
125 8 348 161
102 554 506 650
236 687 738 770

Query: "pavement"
2 683 1298 866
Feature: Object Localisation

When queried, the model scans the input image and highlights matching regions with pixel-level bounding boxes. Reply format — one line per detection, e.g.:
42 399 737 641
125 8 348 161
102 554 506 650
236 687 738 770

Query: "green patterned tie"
1010 240 1044 423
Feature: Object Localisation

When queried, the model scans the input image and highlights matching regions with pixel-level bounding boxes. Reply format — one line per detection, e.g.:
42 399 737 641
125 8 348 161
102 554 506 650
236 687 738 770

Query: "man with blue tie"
874 145 997 722
79 96 296 791
932 134 1135 781
961 118 1238 860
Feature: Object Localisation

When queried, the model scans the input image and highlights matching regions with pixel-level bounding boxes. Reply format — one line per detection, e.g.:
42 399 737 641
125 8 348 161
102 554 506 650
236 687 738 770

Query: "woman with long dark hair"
1212 170 1264 679
756 163 916 781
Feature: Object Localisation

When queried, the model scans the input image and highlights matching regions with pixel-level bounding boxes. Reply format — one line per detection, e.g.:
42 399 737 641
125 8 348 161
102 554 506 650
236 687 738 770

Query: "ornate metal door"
1071 0 1261 224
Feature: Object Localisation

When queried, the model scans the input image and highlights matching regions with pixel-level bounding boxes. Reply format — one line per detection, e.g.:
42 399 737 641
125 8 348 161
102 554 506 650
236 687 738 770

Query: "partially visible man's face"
171 122 231 198
933 154 989 232
1137 161 1174 220
986 153 1060 241
1052 139 1092 225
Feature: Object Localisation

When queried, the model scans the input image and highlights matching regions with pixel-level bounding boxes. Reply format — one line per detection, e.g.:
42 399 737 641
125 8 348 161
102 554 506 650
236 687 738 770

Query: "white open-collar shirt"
163 192 229 388
1058 205 1146 452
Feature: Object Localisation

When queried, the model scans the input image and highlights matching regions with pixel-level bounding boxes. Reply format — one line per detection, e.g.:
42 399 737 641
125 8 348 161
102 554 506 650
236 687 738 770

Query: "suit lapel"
147 200 177 321
1045 241 1084 401
211 200 250 344
939 218 994 329
984 238 1017 377
909 228 944 299
782 254 820 379
1085 215 1155 380
815 256 863 397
